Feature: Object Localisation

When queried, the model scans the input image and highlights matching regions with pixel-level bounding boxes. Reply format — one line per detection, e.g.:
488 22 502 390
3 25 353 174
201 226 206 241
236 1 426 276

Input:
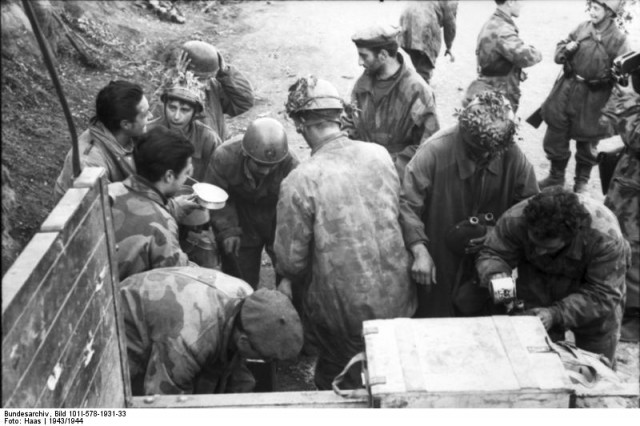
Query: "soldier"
538 0 630 193
120 266 303 395
208 118 298 289
400 91 538 318
463 0 542 112
601 52 640 342
109 126 199 281
476 187 629 363
148 55 222 183
343 24 440 179
180 40 255 140
399 0 458 84
277 76 417 390
148 56 223 269
54 80 150 201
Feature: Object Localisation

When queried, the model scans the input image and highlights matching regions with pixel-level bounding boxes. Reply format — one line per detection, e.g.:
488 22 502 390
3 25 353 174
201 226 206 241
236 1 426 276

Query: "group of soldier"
50 0 638 396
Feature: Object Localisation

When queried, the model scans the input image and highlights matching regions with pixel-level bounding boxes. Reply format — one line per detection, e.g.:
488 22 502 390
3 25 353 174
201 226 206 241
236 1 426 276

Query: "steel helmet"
241 118 289 165
182 40 220 77
285 76 344 117
161 85 205 114
593 0 624 15
158 65 206 113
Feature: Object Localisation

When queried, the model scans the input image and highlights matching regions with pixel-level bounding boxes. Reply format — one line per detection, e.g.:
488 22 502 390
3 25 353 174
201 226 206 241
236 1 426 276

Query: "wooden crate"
2 167 130 408
363 316 573 408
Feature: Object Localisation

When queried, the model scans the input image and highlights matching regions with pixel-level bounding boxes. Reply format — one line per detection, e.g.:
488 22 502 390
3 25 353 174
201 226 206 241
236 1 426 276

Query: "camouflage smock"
54 122 136 202
147 116 222 183
109 175 190 281
200 64 255 140
464 8 541 110
541 18 629 140
274 132 417 364
476 195 629 337
343 54 440 177
208 135 298 246
400 125 538 317
604 88 640 310
120 266 254 395
399 0 458 66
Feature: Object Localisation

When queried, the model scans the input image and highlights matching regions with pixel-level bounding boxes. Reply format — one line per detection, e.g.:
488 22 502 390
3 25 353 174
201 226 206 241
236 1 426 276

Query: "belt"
574 74 612 88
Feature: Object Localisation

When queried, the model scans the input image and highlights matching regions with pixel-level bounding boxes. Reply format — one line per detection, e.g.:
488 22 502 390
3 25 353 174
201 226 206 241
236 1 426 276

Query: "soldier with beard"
343 24 440 180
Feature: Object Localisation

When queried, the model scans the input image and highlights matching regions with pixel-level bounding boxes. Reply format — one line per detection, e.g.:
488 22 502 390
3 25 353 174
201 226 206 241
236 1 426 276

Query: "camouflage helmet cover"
455 90 518 158
285 75 344 117
157 66 206 113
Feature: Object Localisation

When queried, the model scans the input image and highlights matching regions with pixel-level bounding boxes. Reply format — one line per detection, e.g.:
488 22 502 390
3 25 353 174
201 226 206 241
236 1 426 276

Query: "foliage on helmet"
155 56 206 112
284 76 347 117
454 91 519 158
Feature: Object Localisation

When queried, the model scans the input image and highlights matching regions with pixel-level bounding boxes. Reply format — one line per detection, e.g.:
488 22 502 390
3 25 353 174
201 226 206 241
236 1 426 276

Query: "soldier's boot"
573 162 593 194
538 158 569 189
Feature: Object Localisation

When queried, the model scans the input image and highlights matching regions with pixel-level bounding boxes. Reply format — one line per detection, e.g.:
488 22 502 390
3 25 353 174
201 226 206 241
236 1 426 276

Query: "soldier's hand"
410 243 437 286
277 277 293 301
177 50 192 73
223 236 241 257
565 41 579 54
524 307 554 330
173 194 202 217
216 52 228 76
445 49 455 63
466 226 494 254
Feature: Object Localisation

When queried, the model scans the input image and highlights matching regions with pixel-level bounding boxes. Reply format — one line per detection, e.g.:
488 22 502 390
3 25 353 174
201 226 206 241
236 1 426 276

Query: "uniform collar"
355 53 409 96
311 131 347 155
124 175 169 207
494 8 517 31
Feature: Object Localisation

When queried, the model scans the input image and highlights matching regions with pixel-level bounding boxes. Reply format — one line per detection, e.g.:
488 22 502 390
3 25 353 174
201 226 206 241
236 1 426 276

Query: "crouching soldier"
476 187 630 363
120 266 303 395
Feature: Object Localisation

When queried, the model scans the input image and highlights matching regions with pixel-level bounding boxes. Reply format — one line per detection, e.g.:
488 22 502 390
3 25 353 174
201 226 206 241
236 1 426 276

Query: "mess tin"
193 183 228 210
175 185 210 226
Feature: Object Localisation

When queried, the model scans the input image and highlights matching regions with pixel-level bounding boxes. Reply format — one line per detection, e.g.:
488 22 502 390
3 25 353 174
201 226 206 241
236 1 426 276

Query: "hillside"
1 0 245 274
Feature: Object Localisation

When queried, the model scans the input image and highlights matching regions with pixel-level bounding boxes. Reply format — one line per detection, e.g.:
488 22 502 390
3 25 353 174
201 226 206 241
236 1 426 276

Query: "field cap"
351 24 400 49
241 289 303 360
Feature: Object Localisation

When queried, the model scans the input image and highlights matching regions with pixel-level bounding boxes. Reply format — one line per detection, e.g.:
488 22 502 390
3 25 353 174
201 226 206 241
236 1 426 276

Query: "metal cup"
489 276 516 304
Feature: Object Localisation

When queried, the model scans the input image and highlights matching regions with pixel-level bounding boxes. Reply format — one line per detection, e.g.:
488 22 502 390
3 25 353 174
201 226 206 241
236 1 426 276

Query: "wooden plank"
1 232 59 317
375 390 571 408
77 337 126 408
3 237 110 406
40 187 92 232
35 282 115 407
130 391 370 409
95 172 131 403
491 316 539 389
72 167 105 190
2 188 99 334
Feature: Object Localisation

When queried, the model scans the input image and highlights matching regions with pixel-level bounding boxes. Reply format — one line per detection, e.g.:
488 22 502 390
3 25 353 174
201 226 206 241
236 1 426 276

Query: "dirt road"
220 0 640 197
213 0 639 392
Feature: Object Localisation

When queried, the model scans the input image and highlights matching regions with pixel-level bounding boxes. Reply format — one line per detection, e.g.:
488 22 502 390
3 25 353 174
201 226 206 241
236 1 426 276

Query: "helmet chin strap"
295 116 341 134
